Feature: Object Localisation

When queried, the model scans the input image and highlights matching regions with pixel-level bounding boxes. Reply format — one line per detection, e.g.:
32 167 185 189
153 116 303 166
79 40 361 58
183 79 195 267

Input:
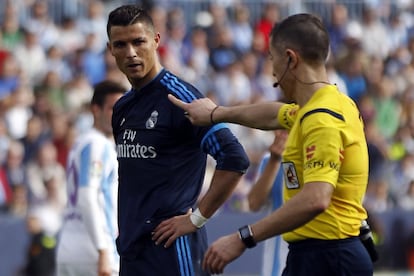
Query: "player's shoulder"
158 70 203 103
73 129 109 150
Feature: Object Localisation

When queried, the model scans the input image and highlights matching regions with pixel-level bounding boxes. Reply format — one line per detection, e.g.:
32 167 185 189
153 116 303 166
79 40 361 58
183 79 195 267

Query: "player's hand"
152 209 197 248
202 232 246 274
269 129 288 159
168 94 217 126
97 249 112 276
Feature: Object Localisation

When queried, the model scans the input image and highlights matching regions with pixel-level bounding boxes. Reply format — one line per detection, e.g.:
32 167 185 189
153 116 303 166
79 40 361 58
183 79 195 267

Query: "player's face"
96 93 123 137
107 22 160 88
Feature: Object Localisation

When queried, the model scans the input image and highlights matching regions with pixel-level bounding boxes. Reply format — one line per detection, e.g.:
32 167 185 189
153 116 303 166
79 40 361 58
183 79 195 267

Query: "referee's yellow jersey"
277 85 368 242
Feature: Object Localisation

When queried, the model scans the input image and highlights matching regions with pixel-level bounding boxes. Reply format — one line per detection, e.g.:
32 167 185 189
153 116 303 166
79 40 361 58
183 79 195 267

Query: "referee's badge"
146 110 158 129
282 162 300 189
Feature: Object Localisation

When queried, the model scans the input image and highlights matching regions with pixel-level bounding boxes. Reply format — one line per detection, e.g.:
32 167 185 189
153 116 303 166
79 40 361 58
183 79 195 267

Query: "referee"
170 13 374 276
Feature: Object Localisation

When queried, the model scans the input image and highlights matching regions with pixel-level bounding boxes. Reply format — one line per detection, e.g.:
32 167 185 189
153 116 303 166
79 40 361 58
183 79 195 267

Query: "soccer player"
247 130 288 276
56 80 126 276
169 13 374 275
106 5 249 276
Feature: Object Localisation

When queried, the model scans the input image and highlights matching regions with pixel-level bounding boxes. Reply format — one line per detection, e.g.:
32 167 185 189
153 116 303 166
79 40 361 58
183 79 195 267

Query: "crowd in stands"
1 0 414 273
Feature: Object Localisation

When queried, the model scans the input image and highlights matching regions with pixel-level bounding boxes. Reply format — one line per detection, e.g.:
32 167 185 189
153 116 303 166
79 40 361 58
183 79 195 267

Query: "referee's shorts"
120 227 210 276
282 237 373 276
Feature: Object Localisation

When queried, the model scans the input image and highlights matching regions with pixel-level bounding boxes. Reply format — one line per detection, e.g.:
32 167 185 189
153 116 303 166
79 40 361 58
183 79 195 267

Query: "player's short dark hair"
107 5 154 39
91 80 126 107
270 13 329 64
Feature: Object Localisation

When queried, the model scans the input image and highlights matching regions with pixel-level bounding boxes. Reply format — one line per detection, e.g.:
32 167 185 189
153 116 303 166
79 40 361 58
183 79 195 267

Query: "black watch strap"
238 225 257 248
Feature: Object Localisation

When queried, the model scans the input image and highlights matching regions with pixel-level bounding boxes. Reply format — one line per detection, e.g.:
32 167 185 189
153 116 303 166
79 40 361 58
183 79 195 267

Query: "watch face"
240 226 251 238
239 225 256 248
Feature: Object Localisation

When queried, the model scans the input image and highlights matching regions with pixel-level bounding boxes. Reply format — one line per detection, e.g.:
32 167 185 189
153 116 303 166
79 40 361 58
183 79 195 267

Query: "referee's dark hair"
270 13 330 64
91 80 127 107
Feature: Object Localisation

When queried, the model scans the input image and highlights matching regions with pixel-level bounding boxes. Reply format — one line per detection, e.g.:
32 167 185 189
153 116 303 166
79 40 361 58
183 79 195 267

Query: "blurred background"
1 0 414 275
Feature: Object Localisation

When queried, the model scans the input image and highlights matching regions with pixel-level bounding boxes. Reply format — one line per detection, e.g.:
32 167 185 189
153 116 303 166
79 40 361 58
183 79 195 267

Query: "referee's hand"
168 94 217 126
152 209 196 248
202 232 245 274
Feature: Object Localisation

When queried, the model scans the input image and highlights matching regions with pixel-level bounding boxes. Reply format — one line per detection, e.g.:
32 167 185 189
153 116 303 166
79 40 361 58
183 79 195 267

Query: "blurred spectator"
35 70 67 112
241 50 264 103
56 16 85 57
254 2 280 54
20 115 49 166
326 3 349 56
209 24 241 73
13 27 47 87
370 76 401 141
391 153 414 201
358 4 391 59
250 28 267 58
25 140 66 208
0 117 10 164
255 57 281 102
23 209 58 276
229 3 253 54
183 26 210 78
0 54 21 100
162 7 189 78
9 184 28 217
365 118 390 181
326 52 348 95
337 46 368 102
63 73 93 114
78 33 106 86
0 2 24 51
204 2 230 50
48 112 72 168
0 162 13 212
23 0 59 50
398 85 414 134
3 140 26 188
45 45 73 84
211 59 251 106
364 178 395 214
399 180 414 210
3 85 34 140
76 0 108 53
387 10 409 56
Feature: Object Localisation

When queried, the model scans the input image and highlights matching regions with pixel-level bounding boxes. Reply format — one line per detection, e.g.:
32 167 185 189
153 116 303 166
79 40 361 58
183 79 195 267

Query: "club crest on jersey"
146 110 159 129
282 162 300 189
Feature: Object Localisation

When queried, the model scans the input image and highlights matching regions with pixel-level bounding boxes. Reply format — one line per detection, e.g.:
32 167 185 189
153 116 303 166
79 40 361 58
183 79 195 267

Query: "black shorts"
120 227 210 276
282 237 373 276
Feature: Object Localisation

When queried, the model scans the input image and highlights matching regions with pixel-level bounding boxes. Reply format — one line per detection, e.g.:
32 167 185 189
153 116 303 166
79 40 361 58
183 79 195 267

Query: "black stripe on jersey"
300 108 345 125
160 73 196 103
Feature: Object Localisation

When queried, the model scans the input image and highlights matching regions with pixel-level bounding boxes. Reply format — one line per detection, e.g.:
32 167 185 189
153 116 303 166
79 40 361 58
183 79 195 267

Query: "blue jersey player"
106 5 250 276
248 130 289 276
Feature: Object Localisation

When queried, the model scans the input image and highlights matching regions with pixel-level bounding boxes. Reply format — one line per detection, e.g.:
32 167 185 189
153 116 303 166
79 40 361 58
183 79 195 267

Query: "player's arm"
196 126 250 217
168 94 284 130
77 144 112 275
152 126 249 248
203 181 334 274
248 130 287 211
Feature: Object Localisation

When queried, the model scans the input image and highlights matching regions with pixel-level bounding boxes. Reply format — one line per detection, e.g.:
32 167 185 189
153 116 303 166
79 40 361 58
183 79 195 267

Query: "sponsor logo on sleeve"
282 162 300 189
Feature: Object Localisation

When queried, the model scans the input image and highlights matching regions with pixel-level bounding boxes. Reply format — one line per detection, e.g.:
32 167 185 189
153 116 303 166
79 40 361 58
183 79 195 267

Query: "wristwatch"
238 225 257 248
